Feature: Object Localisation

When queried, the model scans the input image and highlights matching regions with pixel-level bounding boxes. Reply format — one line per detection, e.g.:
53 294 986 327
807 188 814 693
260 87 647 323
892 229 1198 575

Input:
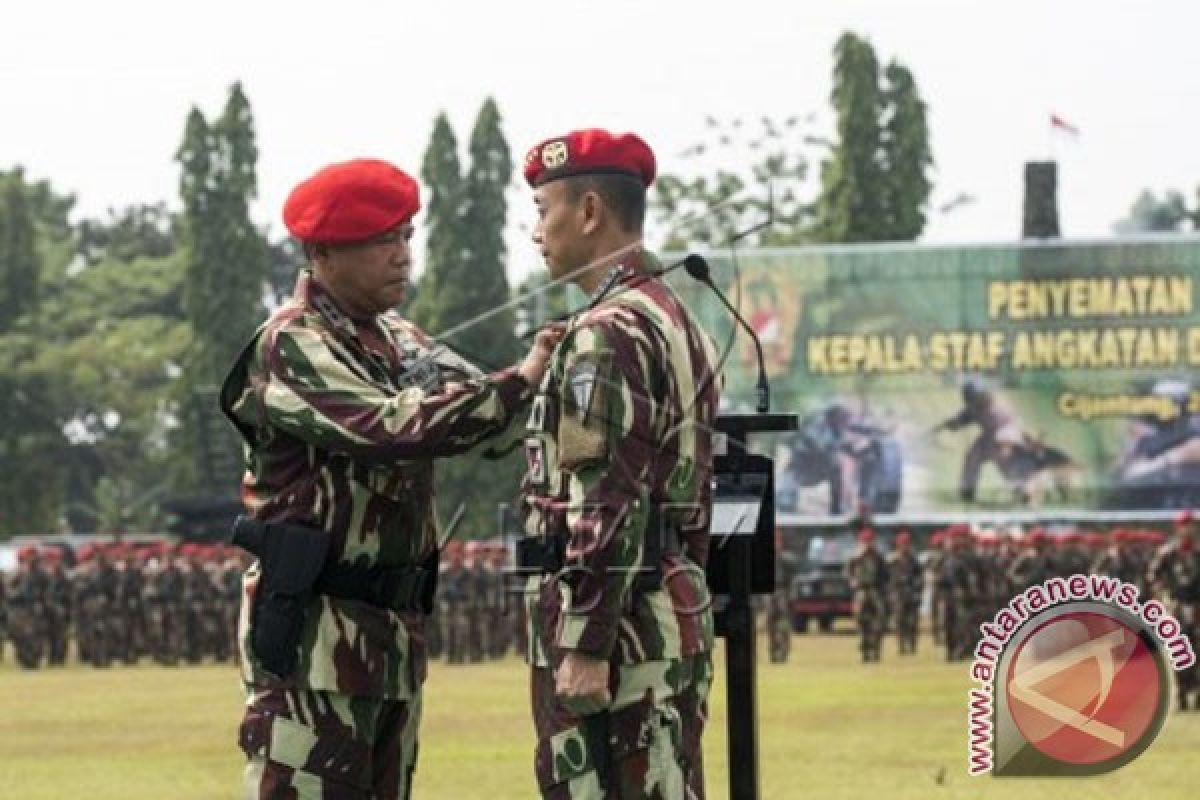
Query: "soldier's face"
532 181 592 280
316 223 414 316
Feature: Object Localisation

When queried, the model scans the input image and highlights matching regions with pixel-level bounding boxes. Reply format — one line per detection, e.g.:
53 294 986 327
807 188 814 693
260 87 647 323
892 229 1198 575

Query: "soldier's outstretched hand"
518 323 567 387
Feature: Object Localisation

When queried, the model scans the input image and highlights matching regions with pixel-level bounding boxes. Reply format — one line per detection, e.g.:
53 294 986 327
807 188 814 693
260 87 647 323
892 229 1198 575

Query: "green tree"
175 83 268 492
0 170 63 533
880 61 933 240
78 203 179 266
408 112 464 331
814 33 934 243
1113 189 1194 234
412 100 523 541
814 32 887 242
0 170 40 332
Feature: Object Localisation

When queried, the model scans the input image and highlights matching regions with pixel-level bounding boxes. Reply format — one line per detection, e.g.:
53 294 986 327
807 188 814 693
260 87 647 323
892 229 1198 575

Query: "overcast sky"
4 0 1197 280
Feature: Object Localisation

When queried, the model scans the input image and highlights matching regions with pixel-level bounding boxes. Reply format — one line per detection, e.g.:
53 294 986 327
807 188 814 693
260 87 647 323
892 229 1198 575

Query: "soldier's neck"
574 235 642 295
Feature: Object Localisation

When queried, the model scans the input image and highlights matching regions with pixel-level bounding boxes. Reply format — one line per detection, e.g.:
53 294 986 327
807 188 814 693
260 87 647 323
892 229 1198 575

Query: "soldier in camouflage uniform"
766 543 792 664
216 545 244 664
42 549 71 666
7 547 47 669
925 531 946 645
887 531 922 656
1054 530 1091 578
113 545 145 663
520 129 720 799
484 542 508 662
846 528 888 662
437 540 470 665
1091 530 1142 586
78 545 119 667
939 526 977 661
1008 528 1055 591
464 541 486 663
1147 511 1199 711
220 158 561 798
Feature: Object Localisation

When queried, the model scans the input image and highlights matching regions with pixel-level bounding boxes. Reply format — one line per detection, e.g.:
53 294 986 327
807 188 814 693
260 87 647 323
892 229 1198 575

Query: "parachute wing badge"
559 355 611 468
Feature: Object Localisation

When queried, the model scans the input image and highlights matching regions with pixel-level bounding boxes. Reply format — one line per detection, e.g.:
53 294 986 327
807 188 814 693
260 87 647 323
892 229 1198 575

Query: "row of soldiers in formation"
0 537 527 670
1 541 247 668
763 528 927 665
796 514 1199 710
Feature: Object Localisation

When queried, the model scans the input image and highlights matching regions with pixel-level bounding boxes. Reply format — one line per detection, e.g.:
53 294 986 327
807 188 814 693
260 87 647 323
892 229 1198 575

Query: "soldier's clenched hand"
518 323 567 387
554 651 611 716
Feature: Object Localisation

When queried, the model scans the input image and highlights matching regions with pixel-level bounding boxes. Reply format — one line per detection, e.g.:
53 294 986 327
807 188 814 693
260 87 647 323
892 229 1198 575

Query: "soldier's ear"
579 190 603 237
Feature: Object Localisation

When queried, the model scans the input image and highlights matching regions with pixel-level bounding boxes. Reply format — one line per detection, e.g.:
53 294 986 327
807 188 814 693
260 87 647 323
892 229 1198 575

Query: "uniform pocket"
241 702 372 791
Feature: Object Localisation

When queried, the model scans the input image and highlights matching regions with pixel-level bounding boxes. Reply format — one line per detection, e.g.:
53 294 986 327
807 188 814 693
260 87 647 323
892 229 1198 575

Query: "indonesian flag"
1050 113 1080 137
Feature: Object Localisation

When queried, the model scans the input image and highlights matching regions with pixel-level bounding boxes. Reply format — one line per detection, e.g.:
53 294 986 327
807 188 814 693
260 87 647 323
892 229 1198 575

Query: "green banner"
665 236 1200 514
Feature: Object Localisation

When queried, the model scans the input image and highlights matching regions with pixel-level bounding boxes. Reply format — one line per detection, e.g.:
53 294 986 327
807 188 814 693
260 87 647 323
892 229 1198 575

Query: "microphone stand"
685 251 796 800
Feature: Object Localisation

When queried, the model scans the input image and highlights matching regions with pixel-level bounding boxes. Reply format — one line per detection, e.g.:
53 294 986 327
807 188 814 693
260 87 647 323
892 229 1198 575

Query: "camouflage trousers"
238 685 422 799
855 590 886 662
891 597 919 655
532 654 712 799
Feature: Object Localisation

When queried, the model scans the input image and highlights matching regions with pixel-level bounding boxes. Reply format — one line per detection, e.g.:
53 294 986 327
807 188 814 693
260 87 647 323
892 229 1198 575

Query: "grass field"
1 633 1196 799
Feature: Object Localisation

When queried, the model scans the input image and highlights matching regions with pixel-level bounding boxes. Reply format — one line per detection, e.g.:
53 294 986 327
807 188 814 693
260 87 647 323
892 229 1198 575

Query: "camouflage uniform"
77 555 118 667
846 540 888 662
464 550 486 663
939 532 978 661
222 270 531 798
7 555 47 669
886 545 922 656
925 535 946 645
1147 537 1199 710
1008 538 1054 591
437 549 470 665
114 553 145 664
521 252 719 799
1090 535 1142 587
43 556 71 666
143 552 184 665
766 554 792 664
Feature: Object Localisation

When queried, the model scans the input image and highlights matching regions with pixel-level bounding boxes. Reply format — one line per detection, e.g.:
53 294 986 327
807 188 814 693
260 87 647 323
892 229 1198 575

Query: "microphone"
683 254 770 414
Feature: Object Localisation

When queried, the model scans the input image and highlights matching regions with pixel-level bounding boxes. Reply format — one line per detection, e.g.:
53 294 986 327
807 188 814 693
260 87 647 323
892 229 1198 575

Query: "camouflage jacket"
221 270 532 697
886 550 923 598
846 547 888 594
521 252 720 668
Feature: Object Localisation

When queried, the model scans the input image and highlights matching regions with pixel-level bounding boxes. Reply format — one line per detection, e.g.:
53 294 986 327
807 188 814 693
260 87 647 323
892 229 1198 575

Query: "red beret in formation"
284 159 420 244
857 528 875 543
524 129 656 188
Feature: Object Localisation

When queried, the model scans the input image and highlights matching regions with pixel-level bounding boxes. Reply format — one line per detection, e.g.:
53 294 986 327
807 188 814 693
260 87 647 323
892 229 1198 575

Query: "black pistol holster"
231 516 330 680
231 516 440 679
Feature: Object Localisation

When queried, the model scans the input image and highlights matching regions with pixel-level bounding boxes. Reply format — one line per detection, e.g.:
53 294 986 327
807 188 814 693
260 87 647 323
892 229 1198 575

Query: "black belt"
518 507 683 594
317 561 436 614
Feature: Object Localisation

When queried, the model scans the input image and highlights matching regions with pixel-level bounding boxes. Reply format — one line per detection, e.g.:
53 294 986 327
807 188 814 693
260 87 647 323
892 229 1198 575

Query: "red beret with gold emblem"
523 129 656 188
284 159 420 244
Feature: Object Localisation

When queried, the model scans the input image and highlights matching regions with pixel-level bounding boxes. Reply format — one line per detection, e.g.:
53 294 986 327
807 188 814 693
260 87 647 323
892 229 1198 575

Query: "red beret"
1176 509 1195 526
284 159 420 244
857 528 875 543
524 129 656 188
895 531 911 546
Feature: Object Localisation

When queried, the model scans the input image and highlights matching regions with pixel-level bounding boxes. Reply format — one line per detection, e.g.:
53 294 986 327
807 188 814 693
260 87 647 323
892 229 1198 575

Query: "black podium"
707 412 797 800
